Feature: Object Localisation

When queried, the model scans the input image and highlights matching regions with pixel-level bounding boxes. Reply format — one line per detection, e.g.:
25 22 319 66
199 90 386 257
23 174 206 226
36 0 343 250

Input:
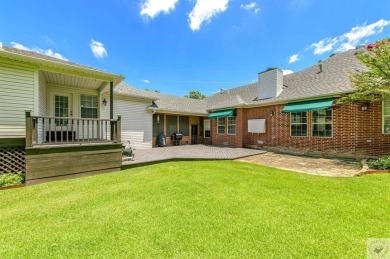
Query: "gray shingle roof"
115 49 367 114
114 82 157 100
114 82 208 115
1 46 123 78
205 49 367 110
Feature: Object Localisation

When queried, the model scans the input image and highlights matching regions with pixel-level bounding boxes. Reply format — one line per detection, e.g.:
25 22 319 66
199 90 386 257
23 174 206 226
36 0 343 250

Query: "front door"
53 93 72 128
50 93 73 141
191 124 198 144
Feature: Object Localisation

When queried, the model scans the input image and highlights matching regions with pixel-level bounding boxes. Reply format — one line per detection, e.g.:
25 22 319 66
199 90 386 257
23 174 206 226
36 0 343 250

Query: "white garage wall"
101 95 153 149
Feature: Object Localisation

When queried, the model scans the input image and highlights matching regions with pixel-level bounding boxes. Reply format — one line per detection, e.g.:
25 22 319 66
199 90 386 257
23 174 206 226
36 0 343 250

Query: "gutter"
148 107 208 117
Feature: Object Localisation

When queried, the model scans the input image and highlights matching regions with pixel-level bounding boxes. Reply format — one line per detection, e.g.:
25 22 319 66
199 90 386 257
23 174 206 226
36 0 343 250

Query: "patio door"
50 93 73 140
191 124 198 144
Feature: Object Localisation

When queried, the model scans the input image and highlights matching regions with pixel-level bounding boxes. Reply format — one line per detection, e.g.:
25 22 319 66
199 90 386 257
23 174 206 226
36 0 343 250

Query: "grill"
171 132 183 146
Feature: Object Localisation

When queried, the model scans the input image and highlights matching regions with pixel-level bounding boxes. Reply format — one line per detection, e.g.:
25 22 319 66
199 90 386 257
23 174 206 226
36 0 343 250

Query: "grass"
0 161 389 258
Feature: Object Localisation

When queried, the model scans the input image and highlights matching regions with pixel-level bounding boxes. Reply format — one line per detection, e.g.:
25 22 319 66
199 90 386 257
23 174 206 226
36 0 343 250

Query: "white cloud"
143 79 151 83
240 2 260 13
283 70 294 75
241 2 255 10
309 19 390 55
90 39 107 59
10 41 68 60
310 38 338 55
337 19 390 52
288 54 299 64
188 0 229 31
140 0 179 19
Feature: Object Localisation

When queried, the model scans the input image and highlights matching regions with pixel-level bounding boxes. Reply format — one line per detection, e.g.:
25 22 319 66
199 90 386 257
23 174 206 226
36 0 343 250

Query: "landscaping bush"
368 156 390 170
0 172 24 187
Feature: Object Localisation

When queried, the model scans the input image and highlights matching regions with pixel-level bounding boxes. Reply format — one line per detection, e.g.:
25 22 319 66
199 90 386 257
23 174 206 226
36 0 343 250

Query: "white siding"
0 62 35 138
258 68 283 99
37 71 47 143
101 95 153 149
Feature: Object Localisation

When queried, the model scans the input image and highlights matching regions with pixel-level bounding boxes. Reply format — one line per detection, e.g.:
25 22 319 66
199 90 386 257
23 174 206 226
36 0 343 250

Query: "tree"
145 88 160 93
338 38 390 104
184 90 206 100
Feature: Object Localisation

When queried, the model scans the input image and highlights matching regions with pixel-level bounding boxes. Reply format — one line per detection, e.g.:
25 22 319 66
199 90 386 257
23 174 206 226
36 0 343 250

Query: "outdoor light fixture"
157 115 160 124
269 111 275 117
102 98 107 106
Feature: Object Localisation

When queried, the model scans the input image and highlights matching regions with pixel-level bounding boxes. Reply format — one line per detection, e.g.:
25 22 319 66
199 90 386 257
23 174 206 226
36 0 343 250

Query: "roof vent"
318 60 323 73
356 44 366 53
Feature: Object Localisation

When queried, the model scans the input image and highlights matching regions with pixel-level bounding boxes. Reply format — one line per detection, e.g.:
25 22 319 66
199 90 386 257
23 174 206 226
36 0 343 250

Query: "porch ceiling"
42 70 107 90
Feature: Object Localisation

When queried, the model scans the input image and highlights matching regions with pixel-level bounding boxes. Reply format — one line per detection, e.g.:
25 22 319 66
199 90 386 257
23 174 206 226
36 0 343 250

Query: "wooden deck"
25 143 122 185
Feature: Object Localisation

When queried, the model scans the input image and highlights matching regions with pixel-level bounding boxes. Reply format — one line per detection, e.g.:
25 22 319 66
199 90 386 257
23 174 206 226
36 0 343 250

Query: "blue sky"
1 0 390 96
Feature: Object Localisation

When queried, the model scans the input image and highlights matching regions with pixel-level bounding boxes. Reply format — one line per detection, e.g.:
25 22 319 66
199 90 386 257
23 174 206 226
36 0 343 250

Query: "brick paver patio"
122 145 266 165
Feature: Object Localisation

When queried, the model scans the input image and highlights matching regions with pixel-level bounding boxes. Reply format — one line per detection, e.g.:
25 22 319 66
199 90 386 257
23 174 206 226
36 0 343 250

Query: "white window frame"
204 119 211 138
217 117 226 135
80 95 99 119
312 109 333 138
290 112 308 137
227 116 236 135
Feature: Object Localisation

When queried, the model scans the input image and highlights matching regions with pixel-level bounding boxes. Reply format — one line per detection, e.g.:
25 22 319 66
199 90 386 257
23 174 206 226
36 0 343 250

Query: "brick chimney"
257 68 283 100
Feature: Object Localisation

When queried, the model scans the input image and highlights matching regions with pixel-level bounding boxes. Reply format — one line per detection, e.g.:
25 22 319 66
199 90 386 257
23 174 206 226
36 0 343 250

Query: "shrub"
368 156 390 170
0 172 25 187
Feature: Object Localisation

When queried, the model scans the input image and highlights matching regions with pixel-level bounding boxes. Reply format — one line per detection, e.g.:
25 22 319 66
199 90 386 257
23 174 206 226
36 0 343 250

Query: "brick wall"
210 108 245 147
209 102 390 157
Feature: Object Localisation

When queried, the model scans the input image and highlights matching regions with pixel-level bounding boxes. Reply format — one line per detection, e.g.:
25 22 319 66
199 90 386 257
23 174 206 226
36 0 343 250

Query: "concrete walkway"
122 145 266 165
237 152 361 177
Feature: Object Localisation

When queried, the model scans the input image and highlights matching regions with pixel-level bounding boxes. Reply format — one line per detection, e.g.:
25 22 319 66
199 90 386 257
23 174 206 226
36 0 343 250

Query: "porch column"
110 81 114 119
110 81 114 140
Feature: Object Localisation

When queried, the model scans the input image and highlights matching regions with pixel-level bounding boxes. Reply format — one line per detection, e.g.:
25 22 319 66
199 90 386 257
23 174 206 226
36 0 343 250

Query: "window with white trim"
217 117 225 134
290 112 307 137
312 109 332 137
227 117 236 135
80 95 98 118
204 119 211 138
383 97 390 134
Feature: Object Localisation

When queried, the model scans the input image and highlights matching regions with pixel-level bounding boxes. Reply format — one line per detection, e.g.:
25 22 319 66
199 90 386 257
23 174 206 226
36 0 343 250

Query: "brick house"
202 49 390 158
112 47 389 158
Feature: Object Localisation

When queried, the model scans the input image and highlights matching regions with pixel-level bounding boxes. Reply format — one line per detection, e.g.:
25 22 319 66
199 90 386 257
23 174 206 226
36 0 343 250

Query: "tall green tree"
184 90 206 100
338 38 390 104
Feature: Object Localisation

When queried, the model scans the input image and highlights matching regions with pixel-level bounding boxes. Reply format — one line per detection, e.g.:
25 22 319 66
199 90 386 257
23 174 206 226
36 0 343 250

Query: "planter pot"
0 183 26 190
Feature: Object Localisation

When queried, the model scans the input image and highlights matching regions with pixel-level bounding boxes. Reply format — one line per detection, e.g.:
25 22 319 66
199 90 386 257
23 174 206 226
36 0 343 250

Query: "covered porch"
24 66 124 185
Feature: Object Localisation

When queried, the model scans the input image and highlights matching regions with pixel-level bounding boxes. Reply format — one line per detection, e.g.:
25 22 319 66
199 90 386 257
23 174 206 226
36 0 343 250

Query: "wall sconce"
269 111 275 117
157 115 160 124
361 103 369 111
102 98 107 106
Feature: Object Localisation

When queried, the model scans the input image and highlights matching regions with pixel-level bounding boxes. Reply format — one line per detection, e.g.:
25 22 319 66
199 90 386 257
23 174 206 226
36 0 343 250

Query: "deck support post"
115 115 121 143
25 110 33 148
110 81 114 140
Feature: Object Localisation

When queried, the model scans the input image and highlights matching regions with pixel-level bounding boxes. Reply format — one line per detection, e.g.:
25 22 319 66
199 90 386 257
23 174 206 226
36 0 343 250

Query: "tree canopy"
338 38 390 104
184 90 206 100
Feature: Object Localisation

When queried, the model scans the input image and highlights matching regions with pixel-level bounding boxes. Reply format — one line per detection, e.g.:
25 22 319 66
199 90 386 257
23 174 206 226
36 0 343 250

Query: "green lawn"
0 161 389 258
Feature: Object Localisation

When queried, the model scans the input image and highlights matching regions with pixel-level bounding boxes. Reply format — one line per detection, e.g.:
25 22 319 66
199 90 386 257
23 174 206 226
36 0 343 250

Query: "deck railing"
25 110 121 147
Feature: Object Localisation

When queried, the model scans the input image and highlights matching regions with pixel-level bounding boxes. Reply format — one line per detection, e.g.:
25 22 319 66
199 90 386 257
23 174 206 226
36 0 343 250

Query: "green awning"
208 109 236 118
282 98 334 113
